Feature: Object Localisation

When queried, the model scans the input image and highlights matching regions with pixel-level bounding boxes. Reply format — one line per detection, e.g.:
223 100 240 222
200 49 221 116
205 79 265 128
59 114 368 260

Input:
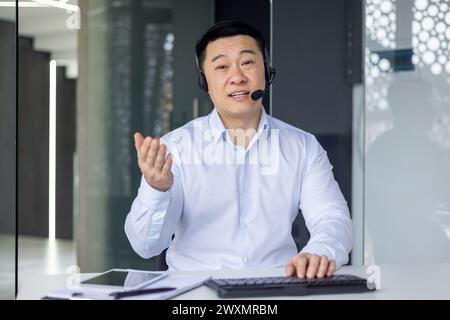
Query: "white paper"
121 274 211 300
43 274 210 300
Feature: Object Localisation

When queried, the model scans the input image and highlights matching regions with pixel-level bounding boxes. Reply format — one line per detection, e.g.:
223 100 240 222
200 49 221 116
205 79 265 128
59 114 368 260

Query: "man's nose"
229 66 248 85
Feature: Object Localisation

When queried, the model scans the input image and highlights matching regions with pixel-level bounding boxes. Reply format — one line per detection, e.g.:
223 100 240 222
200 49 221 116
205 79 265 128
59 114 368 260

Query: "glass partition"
16 0 213 298
16 0 78 291
363 0 450 264
0 0 17 300
76 0 212 272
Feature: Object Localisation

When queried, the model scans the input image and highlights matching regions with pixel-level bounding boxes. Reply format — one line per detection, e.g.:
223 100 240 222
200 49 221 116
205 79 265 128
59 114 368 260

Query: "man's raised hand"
134 132 173 192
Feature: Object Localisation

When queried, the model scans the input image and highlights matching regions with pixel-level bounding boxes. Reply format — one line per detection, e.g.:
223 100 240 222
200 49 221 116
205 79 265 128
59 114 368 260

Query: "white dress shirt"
125 107 352 271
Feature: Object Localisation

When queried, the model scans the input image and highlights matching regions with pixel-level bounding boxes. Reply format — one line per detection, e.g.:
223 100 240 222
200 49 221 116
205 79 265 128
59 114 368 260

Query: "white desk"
16 263 450 300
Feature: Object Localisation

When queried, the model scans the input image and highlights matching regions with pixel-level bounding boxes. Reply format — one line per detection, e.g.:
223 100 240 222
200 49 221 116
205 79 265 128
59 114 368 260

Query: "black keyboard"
205 274 375 298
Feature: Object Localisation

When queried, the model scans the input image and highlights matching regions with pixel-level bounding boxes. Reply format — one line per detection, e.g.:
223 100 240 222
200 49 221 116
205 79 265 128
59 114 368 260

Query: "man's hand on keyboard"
285 253 336 279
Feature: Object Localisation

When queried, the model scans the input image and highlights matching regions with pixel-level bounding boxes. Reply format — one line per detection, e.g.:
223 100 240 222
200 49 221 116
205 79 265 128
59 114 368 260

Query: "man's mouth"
228 91 250 97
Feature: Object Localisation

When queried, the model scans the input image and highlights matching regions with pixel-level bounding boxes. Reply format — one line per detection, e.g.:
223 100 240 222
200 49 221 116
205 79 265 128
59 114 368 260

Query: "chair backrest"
291 210 311 252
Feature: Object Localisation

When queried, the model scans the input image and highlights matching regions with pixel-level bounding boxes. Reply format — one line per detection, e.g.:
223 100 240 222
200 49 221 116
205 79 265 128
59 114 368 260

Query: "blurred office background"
1 0 450 299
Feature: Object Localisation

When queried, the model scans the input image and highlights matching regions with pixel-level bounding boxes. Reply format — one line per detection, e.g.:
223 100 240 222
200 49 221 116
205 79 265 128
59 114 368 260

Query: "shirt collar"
208 107 270 144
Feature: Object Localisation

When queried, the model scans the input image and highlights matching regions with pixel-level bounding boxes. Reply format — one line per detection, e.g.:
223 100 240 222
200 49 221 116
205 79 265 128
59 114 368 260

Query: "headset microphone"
250 89 264 101
250 68 276 101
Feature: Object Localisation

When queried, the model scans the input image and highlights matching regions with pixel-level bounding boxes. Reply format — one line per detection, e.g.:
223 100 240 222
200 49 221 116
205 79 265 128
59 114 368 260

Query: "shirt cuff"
137 175 172 210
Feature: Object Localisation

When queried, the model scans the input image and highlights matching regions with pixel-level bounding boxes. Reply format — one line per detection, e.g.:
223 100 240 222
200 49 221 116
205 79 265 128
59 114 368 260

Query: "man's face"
203 35 266 119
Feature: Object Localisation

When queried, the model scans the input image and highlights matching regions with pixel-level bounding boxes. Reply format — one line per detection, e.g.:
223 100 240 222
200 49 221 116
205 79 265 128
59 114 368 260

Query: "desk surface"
17 263 450 300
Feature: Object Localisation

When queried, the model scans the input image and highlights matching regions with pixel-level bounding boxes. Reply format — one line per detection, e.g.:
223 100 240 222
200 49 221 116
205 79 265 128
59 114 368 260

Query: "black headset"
195 21 275 93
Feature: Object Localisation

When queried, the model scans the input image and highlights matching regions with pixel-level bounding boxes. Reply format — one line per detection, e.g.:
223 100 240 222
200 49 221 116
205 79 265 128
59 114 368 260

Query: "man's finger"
139 137 152 162
295 254 309 279
134 132 145 151
306 255 320 279
146 138 160 168
161 153 173 176
153 144 167 172
326 260 336 277
284 260 296 277
317 255 329 279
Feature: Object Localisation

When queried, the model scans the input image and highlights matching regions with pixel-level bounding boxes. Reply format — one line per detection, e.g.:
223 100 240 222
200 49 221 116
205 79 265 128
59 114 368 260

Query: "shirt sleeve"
298 134 353 269
124 137 184 259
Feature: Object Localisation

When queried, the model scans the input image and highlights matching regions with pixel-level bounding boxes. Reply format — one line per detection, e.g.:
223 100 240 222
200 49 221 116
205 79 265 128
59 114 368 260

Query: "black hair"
195 20 266 72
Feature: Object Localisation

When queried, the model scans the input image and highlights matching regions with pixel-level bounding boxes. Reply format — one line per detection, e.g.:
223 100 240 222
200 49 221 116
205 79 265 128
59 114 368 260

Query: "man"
125 21 352 279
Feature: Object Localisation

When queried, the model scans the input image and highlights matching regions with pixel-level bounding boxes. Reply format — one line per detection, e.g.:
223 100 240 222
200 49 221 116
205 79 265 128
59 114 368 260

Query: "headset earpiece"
195 54 208 92
263 48 273 86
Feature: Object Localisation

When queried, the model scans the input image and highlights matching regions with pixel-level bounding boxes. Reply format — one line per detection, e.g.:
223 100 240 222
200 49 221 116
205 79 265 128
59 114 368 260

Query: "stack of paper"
43 274 210 300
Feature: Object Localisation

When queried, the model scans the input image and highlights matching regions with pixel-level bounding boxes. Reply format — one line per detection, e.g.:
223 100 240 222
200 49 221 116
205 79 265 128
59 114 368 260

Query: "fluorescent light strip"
49 60 57 241
33 0 79 12
0 0 79 12
0 2 46 6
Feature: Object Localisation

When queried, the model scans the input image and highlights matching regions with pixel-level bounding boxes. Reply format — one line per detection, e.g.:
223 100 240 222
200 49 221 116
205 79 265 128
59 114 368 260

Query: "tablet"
80 269 167 290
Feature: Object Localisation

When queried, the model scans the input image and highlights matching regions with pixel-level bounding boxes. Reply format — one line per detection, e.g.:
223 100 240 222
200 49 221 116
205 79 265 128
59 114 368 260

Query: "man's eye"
242 60 254 65
215 65 228 70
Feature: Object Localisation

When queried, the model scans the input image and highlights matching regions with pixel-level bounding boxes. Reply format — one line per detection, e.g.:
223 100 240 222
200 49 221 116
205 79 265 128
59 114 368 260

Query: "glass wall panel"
16 0 213 293
16 0 78 292
77 0 212 272
364 0 450 264
0 0 17 300
15 0 274 299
